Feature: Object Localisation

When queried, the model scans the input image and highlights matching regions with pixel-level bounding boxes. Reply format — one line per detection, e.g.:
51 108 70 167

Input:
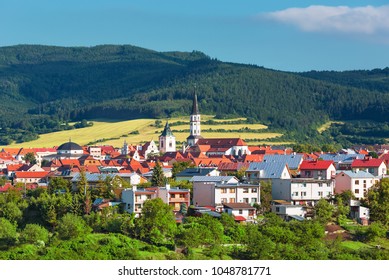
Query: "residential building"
246 162 291 184
272 178 334 206
191 176 260 210
299 160 336 179
271 200 307 221
222 203 257 223
351 157 387 177
334 170 379 199
122 187 157 217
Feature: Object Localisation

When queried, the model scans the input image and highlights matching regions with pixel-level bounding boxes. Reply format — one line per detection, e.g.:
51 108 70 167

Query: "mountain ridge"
0 44 388 146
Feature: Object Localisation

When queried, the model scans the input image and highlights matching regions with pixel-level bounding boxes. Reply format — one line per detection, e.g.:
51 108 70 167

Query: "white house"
271 200 306 221
191 176 260 210
246 162 291 184
121 187 157 217
222 203 257 223
272 178 334 206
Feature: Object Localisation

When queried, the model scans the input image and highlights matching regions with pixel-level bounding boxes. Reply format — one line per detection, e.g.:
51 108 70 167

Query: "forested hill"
0 44 389 146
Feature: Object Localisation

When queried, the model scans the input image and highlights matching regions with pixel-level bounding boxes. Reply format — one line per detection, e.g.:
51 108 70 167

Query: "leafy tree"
0 201 23 224
172 161 195 178
48 177 70 194
365 221 387 242
260 180 272 213
314 199 334 224
76 170 92 215
23 152 37 165
0 218 17 246
135 198 177 244
179 203 187 215
366 178 389 226
20 224 50 244
151 161 165 187
56 213 92 240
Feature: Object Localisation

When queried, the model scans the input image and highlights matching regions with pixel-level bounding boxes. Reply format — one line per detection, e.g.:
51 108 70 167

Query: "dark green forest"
1 44 389 146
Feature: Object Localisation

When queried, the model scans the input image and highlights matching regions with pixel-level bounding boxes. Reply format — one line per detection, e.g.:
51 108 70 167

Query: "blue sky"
1 0 388 71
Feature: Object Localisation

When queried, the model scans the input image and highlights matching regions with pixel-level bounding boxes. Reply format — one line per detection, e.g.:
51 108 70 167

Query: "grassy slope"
3 116 285 148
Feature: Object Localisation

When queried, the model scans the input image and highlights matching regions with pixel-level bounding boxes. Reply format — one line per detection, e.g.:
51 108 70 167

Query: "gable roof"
263 154 303 170
300 160 334 170
176 167 216 177
336 170 376 179
319 153 365 163
191 176 238 183
71 172 118 183
196 138 247 147
247 162 289 179
13 171 50 178
351 158 384 168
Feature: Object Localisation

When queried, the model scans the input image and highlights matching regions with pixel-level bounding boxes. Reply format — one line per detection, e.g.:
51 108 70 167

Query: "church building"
159 121 176 154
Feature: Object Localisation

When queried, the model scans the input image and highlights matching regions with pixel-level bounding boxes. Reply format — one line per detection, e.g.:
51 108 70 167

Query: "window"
251 198 257 203
221 188 227 193
355 189 360 194
293 192 299 196
243 198 249 203
304 171 311 177
319 183 323 187
276 207 280 212
301 191 306 196
229 188 236 193
239 209 243 214
251 188 257 193
179 194 185 198
221 198 227 203
169 142 172 148
355 180 360 185
243 188 249 193
229 198 236 203
318 191 323 196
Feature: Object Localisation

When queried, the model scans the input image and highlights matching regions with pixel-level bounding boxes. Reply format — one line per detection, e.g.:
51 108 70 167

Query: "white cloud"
264 5 389 35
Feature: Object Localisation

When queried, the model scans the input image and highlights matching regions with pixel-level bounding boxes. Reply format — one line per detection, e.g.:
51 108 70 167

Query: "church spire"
191 87 199 115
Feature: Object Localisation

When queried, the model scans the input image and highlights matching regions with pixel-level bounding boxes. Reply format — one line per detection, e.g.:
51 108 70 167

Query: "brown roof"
223 203 255 209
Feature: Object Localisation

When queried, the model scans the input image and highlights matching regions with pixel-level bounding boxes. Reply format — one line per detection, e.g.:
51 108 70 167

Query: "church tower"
186 89 202 146
159 121 176 154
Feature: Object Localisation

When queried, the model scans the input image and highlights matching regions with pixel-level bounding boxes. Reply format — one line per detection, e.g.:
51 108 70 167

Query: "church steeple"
159 121 176 154
191 88 199 115
187 88 202 146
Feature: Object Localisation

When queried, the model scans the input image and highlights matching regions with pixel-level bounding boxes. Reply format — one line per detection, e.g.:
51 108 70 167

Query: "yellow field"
3 116 286 148
317 121 344 133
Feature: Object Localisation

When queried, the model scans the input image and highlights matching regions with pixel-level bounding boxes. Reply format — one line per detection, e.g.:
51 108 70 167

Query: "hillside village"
1 91 388 227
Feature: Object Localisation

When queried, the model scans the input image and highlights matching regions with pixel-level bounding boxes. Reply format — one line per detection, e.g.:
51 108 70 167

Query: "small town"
1 92 389 261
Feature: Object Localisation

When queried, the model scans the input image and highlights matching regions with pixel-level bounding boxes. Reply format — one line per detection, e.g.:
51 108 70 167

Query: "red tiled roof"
7 164 24 172
242 154 264 162
300 160 334 170
32 148 57 153
352 158 384 168
1 148 22 156
196 138 247 147
13 171 50 178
